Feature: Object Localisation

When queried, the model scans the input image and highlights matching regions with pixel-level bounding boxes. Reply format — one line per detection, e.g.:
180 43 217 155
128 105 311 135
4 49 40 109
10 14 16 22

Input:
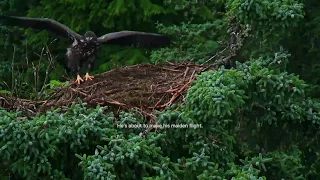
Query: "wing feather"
0 15 82 40
97 31 171 48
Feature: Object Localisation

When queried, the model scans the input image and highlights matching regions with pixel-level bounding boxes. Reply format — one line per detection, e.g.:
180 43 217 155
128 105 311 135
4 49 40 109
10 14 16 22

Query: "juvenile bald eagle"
0 15 171 84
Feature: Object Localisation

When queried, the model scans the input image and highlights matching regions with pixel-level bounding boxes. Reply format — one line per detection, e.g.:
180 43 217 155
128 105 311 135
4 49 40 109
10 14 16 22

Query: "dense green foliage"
1 0 320 179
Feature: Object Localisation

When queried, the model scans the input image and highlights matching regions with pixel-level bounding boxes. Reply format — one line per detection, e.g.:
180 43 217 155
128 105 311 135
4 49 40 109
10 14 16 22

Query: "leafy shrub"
0 104 116 179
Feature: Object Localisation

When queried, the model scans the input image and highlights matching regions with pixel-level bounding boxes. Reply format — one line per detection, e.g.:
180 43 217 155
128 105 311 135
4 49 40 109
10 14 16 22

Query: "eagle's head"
84 31 97 42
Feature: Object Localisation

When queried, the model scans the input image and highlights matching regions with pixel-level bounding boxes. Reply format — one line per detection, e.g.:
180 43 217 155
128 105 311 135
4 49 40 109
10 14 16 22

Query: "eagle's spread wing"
97 31 171 48
0 15 82 40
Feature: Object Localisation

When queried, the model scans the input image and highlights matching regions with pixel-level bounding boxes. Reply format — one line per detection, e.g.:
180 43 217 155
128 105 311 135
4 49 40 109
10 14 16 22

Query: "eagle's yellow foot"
84 72 94 81
75 74 84 84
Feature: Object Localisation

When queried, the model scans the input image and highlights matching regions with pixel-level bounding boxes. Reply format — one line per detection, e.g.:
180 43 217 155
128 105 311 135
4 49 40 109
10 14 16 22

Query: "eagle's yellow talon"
84 73 94 81
75 75 84 84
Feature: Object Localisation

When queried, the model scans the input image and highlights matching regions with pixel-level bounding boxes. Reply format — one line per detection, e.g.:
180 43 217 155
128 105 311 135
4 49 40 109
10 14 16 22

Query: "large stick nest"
0 62 218 117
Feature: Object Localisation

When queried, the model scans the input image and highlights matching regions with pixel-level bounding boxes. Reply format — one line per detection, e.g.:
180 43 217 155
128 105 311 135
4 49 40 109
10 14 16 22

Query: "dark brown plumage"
0 15 172 84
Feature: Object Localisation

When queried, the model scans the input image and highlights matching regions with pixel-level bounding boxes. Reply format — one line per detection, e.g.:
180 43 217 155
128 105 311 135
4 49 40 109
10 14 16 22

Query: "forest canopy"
0 0 320 179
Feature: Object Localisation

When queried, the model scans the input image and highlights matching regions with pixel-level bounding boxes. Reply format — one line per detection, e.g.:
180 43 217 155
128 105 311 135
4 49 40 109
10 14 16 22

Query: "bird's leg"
74 66 84 84
84 72 94 81
75 74 84 84
84 60 94 81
